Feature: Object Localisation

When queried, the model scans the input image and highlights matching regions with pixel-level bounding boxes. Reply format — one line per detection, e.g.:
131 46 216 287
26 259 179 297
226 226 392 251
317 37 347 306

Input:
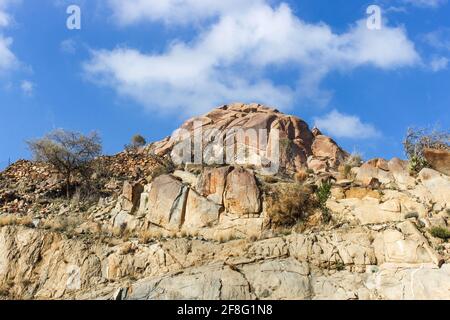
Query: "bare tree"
27 129 102 198
403 127 450 173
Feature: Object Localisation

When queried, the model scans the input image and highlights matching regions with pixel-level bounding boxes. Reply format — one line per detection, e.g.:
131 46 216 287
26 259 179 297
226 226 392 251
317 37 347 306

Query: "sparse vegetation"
338 164 353 179
335 261 345 271
216 230 240 243
0 215 33 228
316 181 332 223
42 216 81 233
125 134 147 152
263 182 315 228
430 226 450 241
346 152 363 168
294 169 308 183
403 127 450 174
27 129 102 198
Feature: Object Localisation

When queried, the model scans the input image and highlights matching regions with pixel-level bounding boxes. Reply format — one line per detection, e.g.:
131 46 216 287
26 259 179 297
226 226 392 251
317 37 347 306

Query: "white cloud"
60 38 77 54
107 0 264 26
423 28 450 51
430 56 449 71
0 0 11 27
0 0 19 73
20 80 34 95
401 0 447 7
84 1 420 116
0 35 17 72
0 11 10 27
314 110 381 139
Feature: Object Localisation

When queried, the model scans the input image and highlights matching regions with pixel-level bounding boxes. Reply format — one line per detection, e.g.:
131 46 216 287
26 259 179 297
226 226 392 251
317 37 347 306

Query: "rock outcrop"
424 148 450 176
0 103 449 300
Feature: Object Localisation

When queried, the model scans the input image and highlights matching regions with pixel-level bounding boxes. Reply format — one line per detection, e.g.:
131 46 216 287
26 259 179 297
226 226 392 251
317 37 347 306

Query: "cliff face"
0 103 449 300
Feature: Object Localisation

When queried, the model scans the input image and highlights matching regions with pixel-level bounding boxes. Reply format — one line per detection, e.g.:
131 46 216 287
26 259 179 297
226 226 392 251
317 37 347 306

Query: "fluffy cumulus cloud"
401 0 447 8
0 0 18 73
84 0 420 115
314 110 381 139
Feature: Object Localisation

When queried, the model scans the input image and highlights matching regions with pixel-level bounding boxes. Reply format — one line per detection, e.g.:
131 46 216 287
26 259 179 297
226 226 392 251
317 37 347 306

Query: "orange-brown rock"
366 158 389 171
345 187 381 200
196 166 233 205
423 148 450 176
311 135 348 167
152 103 317 173
224 167 261 215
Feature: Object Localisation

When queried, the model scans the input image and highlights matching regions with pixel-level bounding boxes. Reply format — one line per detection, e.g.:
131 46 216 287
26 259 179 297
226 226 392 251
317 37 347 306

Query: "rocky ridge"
0 103 449 300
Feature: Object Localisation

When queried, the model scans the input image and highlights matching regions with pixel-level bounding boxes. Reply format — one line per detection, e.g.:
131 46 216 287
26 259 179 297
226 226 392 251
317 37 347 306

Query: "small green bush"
125 134 147 152
316 182 332 223
316 182 332 208
430 227 450 240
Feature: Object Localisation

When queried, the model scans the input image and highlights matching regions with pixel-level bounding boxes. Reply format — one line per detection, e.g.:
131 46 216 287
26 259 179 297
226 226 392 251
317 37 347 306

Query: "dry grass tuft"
0 215 34 228
216 230 240 243
294 169 308 183
263 182 315 228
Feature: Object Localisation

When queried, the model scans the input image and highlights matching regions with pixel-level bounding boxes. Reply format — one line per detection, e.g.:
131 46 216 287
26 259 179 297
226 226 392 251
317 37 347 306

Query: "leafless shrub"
27 129 102 198
403 127 450 173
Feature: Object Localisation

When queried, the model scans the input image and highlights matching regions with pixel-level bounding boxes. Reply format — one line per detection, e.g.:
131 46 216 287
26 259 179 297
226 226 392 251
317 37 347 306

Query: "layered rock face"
151 103 347 174
0 103 449 300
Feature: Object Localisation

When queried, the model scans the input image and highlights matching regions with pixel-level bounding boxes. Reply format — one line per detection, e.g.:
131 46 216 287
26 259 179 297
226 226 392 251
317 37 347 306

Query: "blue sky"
0 0 449 169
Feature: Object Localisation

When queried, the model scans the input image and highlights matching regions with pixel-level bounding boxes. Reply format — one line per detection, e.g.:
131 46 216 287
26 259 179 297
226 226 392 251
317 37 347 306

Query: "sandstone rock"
196 166 232 205
224 168 261 215
367 264 450 300
356 162 394 186
345 187 381 200
338 197 405 225
112 211 140 231
184 190 222 229
240 258 310 300
120 181 143 212
379 199 401 212
311 135 348 167
307 157 328 173
373 221 439 265
214 213 263 239
311 272 372 300
418 168 450 208
145 175 188 231
423 148 450 176
366 158 389 171
154 103 322 173
123 264 253 300
388 158 415 189
172 170 198 186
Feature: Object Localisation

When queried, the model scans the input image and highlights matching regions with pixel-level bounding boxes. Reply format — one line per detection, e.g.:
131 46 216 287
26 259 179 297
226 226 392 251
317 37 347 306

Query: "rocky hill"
0 103 449 300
